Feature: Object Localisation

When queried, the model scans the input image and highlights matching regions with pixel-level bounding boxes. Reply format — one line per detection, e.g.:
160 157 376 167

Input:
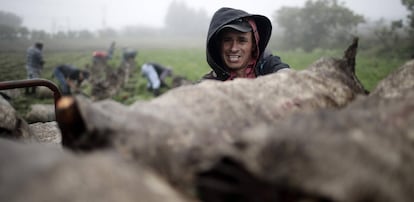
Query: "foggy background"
0 0 412 54
1 0 408 32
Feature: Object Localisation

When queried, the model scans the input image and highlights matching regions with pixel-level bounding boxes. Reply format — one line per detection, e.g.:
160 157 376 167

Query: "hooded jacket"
203 7 289 81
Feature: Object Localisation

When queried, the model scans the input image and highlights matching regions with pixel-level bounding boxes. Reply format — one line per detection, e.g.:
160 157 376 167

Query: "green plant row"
0 48 407 116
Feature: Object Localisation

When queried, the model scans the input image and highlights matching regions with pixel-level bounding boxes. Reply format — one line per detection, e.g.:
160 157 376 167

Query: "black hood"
206 7 273 79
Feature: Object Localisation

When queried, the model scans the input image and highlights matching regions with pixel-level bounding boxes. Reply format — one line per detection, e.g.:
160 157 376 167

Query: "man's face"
220 29 254 71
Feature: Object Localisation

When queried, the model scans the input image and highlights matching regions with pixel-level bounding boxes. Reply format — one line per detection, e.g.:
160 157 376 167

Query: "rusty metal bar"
0 79 62 114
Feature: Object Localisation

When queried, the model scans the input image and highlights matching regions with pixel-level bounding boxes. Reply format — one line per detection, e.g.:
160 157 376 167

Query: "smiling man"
202 7 290 81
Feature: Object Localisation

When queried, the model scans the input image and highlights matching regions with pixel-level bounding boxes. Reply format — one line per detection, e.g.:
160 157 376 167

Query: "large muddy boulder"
0 96 32 140
25 103 55 123
370 59 414 99
195 56 414 202
35 86 55 99
0 95 60 144
29 121 62 144
0 95 17 132
0 138 190 202
195 90 414 202
59 39 367 150
2 39 413 202
54 39 370 200
0 89 21 100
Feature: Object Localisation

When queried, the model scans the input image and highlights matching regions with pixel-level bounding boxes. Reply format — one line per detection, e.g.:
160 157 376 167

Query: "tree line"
0 0 209 41
0 0 413 55
272 0 413 56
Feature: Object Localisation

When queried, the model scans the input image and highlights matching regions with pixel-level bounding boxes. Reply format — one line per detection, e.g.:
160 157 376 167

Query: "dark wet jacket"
203 7 289 81
26 45 44 70
56 64 80 78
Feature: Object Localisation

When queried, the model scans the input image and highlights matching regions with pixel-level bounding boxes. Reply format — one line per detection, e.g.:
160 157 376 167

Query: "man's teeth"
229 55 239 62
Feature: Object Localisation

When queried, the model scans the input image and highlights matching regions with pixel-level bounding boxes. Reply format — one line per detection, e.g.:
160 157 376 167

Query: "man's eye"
222 38 232 42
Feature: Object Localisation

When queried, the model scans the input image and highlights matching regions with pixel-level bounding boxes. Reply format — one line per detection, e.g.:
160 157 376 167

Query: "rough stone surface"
370 59 414 99
2 41 413 202
0 96 17 131
25 104 55 123
0 96 32 140
58 42 372 200
29 121 62 144
0 138 190 202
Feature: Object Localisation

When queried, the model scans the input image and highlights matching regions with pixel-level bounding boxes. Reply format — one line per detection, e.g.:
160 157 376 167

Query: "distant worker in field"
53 64 90 95
202 7 290 81
141 62 173 96
25 42 45 94
122 47 138 63
92 41 116 64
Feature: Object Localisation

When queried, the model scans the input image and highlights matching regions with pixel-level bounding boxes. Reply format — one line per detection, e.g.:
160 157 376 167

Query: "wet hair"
35 42 43 49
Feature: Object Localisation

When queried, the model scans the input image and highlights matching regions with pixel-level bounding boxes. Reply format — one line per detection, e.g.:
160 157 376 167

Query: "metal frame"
0 79 62 118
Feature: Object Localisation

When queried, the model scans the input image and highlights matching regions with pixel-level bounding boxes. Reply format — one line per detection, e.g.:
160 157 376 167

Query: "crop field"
0 43 407 117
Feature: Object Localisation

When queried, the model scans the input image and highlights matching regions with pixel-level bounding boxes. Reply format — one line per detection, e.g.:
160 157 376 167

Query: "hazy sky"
0 0 409 32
